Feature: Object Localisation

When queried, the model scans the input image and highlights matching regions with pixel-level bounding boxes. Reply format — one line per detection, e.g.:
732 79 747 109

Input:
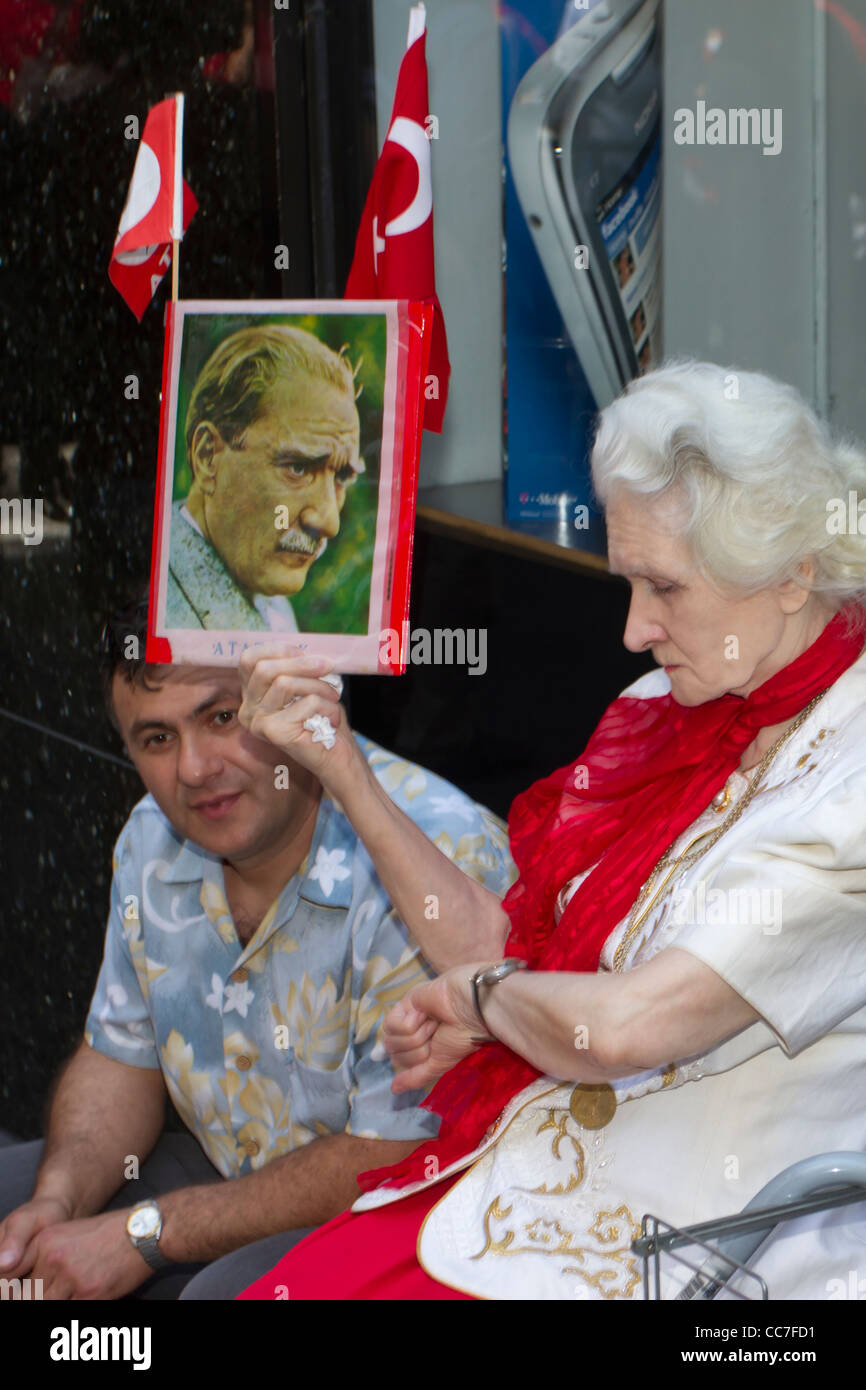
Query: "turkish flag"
108 96 197 321
345 26 450 432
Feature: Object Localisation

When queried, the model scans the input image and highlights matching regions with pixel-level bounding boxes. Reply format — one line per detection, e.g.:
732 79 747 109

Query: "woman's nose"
622 590 666 653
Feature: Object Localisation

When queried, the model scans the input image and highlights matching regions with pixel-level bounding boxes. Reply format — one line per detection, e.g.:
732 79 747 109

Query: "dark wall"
0 0 271 1138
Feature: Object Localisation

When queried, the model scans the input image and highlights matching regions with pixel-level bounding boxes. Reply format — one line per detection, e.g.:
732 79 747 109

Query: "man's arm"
21 1132 419 1299
0 1040 166 1279
35 1041 167 1217
156 1133 419 1263
10 1061 417 1301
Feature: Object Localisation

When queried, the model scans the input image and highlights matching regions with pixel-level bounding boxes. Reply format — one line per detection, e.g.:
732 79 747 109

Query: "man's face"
192 373 361 598
112 665 317 864
606 486 823 706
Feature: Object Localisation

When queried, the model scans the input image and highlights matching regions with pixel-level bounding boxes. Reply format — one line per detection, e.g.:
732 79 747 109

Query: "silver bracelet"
469 958 529 1042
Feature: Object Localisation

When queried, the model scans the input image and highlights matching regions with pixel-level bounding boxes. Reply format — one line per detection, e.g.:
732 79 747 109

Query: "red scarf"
359 603 866 1193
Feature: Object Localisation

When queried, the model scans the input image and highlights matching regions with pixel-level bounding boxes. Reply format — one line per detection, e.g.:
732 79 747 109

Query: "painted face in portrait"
189 373 361 598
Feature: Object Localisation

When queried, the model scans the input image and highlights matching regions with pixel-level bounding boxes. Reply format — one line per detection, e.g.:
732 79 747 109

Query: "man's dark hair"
98 593 165 732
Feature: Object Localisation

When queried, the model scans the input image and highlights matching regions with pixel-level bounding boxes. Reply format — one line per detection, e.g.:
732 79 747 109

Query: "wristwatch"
126 1200 172 1271
469 957 529 1041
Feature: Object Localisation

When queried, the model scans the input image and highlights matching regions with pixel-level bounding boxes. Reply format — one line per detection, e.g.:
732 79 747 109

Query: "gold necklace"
612 688 829 973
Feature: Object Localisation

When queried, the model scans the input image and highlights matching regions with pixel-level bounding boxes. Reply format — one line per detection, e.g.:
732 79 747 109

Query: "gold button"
569 1082 617 1130
232 967 248 983
245 1139 259 1156
236 1054 252 1071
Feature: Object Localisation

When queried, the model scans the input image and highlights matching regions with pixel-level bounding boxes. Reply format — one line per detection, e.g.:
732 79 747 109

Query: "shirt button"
232 967 248 983
245 1139 260 1156
236 1055 252 1071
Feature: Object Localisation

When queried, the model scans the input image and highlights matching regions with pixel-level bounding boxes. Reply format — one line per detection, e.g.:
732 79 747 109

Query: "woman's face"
605 486 826 706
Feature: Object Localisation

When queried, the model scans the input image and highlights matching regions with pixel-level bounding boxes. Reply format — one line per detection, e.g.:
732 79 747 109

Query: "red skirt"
237 1174 475 1300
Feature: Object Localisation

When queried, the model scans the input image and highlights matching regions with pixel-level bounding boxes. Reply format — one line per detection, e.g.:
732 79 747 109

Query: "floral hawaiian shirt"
85 736 516 1178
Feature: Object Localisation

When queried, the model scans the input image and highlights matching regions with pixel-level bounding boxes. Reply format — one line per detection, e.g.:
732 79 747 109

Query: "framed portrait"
146 299 432 673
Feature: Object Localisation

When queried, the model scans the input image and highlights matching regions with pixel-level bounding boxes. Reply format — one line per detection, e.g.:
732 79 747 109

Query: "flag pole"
170 92 185 302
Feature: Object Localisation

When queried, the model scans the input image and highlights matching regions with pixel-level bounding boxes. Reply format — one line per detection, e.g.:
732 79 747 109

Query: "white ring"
320 672 344 698
304 715 337 750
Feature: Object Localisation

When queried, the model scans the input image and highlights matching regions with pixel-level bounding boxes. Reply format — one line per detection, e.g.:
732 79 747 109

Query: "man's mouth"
191 792 242 821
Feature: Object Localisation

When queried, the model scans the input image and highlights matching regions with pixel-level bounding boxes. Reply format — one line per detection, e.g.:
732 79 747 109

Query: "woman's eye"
650 583 675 596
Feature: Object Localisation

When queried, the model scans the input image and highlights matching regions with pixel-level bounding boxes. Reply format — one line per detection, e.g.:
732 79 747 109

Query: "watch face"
128 1205 160 1239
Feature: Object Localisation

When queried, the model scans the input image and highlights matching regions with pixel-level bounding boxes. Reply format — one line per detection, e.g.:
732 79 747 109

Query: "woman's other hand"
384 964 493 1093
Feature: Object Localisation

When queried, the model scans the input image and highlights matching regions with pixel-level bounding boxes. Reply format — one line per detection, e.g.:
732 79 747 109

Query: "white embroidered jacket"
354 650 866 1300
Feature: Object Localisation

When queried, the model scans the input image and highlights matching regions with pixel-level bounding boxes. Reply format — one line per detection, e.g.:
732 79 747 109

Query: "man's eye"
213 710 237 726
650 583 676 596
281 461 312 479
336 465 357 486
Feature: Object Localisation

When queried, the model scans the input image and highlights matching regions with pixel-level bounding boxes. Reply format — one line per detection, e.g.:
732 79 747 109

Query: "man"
0 598 514 1299
168 325 364 632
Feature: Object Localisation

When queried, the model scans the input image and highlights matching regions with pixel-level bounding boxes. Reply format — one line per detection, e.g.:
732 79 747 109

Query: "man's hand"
0 1195 72 1280
27 1209 153 1301
238 643 360 792
385 962 491 1093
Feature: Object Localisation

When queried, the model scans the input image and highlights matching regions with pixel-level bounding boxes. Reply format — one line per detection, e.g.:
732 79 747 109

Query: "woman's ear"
777 559 816 614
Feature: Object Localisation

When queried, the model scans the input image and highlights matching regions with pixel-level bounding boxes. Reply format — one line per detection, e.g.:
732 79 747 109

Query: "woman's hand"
238 643 359 791
384 962 493 1094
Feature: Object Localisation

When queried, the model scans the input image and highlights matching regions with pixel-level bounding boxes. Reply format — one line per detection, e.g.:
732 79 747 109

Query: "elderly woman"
235 360 866 1300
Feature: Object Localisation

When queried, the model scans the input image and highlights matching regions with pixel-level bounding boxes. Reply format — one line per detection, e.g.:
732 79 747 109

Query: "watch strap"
134 1231 172 1272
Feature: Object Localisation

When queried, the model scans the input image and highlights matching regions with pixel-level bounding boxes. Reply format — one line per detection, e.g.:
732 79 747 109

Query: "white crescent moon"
384 117 432 238
115 140 161 256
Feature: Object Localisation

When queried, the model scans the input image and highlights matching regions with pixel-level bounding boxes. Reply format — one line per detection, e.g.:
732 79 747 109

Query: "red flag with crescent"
345 25 450 432
108 96 197 321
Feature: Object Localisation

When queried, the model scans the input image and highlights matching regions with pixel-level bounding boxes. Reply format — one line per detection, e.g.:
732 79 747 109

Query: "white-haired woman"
236 360 866 1301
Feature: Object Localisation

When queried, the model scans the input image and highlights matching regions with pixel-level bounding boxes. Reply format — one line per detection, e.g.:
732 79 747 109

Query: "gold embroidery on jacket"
531 1110 586 1194
471 1197 641 1299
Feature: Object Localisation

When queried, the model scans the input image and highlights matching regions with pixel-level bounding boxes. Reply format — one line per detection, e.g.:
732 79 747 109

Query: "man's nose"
176 733 224 786
622 589 666 653
298 472 341 539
